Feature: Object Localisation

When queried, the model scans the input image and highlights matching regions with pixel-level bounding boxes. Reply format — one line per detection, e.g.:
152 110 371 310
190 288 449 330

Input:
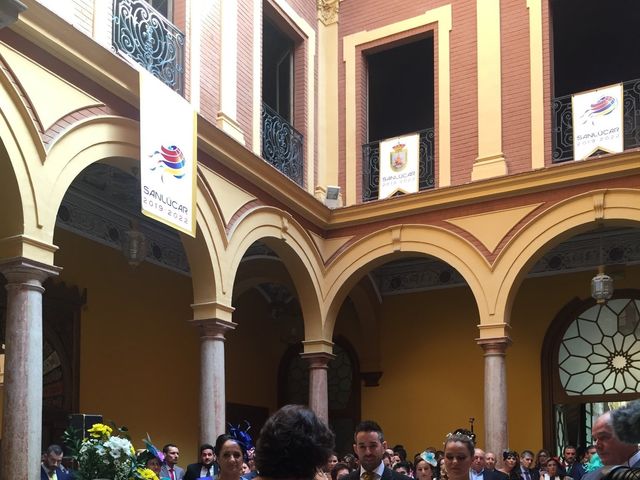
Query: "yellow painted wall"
356 286 483 457
53 228 202 463
226 289 289 411
337 265 640 458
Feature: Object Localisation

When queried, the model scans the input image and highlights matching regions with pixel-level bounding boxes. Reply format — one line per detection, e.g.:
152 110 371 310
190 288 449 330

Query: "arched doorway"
542 290 640 453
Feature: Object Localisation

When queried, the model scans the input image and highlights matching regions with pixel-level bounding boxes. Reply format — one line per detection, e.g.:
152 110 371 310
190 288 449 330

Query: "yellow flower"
87 423 113 439
137 467 159 480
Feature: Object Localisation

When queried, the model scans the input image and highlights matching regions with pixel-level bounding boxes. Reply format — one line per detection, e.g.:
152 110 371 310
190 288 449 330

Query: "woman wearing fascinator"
497 450 520 480
209 423 254 480
415 451 438 480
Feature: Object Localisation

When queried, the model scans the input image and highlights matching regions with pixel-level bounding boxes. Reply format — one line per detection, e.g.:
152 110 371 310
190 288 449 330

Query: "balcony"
261 102 304 186
362 128 435 202
552 78 640 163
112 0 185 95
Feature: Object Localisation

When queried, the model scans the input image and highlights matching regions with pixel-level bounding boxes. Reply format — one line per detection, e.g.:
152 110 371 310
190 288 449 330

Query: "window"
544 295 640 452
263 18 294 122
146 0 171 20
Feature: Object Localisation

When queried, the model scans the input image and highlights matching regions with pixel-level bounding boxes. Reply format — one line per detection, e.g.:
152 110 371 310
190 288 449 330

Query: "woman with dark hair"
443 432 475 480
415 451 438 480
535 450 551 477
498 451 520 480
255 404 336 480
541 457 571 480
330 463 351 480
214 434 247 480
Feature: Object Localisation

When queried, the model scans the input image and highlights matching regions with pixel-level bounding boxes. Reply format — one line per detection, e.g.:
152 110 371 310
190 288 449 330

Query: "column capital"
0 257 61 284
300 351 335 369
191 301 235 323
318 0 340 25
477 336 512 355
191 318 238 340
302 338 334 355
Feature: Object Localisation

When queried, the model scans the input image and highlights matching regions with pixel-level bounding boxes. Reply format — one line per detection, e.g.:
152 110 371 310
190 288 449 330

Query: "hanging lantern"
591 265 613 304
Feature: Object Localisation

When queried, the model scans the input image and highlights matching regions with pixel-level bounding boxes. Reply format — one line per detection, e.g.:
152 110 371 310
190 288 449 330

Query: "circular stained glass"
559 299 640 395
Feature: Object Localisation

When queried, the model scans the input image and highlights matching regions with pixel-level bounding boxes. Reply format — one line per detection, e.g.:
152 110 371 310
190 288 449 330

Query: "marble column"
0 259 59 480
197 318 237 445
301 352 334 423
478 337 511 456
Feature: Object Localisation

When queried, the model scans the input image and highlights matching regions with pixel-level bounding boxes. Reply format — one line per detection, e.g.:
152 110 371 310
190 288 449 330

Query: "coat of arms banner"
378 133 420 199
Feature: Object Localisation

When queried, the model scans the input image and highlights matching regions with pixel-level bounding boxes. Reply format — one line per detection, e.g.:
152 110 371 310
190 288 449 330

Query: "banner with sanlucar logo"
140 71 197 237
378 133 420 200
572 83 623 161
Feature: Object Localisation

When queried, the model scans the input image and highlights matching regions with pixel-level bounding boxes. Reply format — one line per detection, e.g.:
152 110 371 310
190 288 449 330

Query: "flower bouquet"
64 422 158 480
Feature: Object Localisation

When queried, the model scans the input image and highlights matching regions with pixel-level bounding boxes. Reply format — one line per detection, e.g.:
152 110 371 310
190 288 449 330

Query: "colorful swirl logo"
581 95 618 124
149 145 186 182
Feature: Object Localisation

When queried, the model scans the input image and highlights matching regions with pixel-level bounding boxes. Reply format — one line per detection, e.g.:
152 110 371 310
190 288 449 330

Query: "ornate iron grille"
261 103 304 186
552 78 640 163
362 128 435 202
112 0 185 95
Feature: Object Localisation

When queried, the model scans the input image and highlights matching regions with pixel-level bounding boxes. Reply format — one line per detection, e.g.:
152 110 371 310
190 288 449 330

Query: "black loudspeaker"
68 414 103 439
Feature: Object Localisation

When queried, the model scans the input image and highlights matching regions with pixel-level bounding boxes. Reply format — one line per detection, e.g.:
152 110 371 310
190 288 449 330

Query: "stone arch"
0 68 46 246
226 207 325 341
43 115 227 308
493 189 640 328
44 116 140 237
323 224 491 340
184 172 234 308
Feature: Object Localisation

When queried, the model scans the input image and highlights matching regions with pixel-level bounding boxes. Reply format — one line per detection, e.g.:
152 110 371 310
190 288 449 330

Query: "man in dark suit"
347 420 411 480
562 446 585 480
582 410 640 480
40 445 73 480
470 448 503 480
519 450 536 480
183 443 219 480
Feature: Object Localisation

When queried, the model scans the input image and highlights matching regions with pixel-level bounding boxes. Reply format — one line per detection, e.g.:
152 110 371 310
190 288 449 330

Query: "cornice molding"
328 152 640 229
9 0 139 106
197 120 330 226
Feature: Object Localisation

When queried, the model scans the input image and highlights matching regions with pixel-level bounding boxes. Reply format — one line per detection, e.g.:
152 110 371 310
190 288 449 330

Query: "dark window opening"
263 19 294 122
551 0 640 97
146 0 171 20
367 36 434 142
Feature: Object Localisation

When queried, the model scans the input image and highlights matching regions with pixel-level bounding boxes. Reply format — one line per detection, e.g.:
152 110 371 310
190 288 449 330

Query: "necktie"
525 471 531 480
362 471 375 480
169 467 175 480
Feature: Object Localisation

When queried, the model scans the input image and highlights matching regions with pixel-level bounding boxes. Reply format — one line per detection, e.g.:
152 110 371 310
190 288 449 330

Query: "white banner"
140 71 197 237
572 83 623 161
378 133 420 199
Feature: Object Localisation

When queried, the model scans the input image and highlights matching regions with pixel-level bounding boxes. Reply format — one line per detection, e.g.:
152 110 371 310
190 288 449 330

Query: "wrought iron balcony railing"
362 128 435 202
112 0 185 95
261 103 304 186
552 78 640 163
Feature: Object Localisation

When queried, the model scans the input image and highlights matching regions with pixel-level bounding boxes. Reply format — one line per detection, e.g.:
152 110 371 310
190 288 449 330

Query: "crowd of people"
40 402 640 480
